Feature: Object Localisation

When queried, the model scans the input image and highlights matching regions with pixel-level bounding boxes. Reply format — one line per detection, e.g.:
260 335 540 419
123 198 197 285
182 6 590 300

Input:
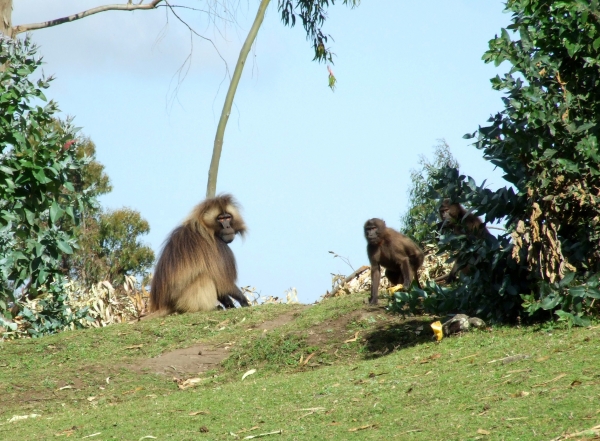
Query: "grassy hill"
1 294 599 440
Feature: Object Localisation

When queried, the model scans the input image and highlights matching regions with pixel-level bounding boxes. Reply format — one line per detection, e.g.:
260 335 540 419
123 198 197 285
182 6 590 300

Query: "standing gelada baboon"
435 199 492 283
150 194 250 316
364 218 424 305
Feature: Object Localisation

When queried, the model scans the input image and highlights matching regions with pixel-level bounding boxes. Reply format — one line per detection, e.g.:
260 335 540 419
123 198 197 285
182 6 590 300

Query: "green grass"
1 295 599 440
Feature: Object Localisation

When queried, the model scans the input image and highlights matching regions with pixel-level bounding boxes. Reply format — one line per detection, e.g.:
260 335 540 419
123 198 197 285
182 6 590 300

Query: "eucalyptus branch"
13 0 164 35
206 0 271 198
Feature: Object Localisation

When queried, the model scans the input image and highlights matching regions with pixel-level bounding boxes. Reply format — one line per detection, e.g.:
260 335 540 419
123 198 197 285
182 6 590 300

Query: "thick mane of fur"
185 193 247 241
149 194 249 315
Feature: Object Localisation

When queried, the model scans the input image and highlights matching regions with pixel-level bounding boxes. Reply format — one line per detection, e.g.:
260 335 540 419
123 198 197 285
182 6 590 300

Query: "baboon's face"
439 199 457 225
217 213 236 243
364 219 385 245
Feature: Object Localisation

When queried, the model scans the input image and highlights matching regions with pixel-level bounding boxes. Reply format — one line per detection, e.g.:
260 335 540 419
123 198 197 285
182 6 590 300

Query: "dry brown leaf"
571 380 582 387
454 353 479 362
174 378 203 390
54 427 76 437
477 428 491 435
236 426 259 434
533 373 567 388
189 410 210 416
536 356 550 362
122 386 144 394
344 332 360 343
348 424 377 432
511 391 530 398
302 353 317 366
58 385 75 391
124 344 143 350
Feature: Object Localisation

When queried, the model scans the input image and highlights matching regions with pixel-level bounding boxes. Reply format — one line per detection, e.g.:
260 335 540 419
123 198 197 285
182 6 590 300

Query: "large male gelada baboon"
150 194 250 316
435 199 492 283
364 218 424 305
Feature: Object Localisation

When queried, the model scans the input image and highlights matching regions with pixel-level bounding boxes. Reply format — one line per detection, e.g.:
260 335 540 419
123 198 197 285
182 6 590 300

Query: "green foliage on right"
392 0 600 325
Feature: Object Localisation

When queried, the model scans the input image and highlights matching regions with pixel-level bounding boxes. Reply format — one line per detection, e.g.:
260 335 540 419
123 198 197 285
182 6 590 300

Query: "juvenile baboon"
150 194 250 316
364 218 424 305
435 199 492 283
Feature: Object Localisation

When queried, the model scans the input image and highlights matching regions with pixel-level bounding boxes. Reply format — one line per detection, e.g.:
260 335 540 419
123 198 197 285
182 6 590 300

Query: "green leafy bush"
391 1 600 324
399 140 458 247
0 35 93 331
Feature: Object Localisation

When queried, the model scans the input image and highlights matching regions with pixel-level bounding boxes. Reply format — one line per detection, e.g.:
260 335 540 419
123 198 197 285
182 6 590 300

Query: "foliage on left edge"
0 35 94 335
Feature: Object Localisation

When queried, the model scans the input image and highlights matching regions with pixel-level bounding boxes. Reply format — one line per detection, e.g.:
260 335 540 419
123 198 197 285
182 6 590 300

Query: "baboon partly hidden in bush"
435 199 492 284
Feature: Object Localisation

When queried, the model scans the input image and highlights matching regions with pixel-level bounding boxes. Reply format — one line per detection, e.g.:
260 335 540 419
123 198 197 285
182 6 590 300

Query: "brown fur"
435 199 492 283
150 194 249 316
438 199 488 236
364 218 424 305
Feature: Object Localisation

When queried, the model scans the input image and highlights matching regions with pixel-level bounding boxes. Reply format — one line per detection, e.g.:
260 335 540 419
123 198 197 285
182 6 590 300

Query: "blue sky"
14 0 512 303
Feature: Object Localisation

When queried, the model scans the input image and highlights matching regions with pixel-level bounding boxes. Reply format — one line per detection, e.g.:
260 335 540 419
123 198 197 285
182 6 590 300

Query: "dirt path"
134 310 302 376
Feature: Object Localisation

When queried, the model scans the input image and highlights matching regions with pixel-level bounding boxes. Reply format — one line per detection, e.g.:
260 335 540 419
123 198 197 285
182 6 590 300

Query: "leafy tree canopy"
392 0 600 325
399 140 458 247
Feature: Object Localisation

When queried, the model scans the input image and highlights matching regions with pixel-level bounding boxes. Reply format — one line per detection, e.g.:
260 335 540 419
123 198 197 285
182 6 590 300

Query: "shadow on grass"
362 318 435 359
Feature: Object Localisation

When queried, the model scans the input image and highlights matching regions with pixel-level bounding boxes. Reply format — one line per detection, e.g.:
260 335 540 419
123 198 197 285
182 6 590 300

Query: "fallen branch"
324 266 369 298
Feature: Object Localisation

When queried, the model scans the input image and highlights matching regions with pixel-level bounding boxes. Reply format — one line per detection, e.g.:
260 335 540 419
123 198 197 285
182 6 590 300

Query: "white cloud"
13 0 279 78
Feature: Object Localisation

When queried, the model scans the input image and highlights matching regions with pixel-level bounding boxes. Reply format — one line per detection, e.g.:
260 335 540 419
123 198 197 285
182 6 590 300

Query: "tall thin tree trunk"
0 0 12 38
205 0 271 199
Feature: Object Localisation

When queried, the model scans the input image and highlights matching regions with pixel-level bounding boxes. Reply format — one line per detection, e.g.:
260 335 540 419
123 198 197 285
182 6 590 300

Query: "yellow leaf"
431 321 443 341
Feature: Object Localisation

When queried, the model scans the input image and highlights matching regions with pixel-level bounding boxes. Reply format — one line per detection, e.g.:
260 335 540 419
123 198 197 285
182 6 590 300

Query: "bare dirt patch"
304 304 435 358
133 310 303 376
304 306 387 347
